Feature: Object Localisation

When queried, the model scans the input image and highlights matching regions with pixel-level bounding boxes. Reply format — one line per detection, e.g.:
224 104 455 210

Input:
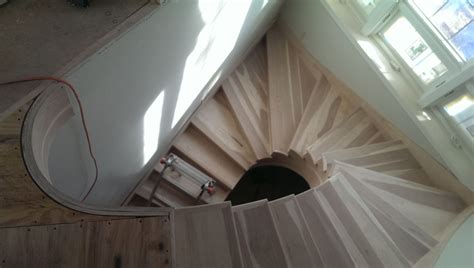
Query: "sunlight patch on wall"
171 0 256 128
357 40 387 73
143 90 165 164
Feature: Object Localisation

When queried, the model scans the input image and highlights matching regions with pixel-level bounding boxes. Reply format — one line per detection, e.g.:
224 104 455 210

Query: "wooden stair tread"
289 77 357 157
222 40 270 159
366 179 466 213
306 108 383 164
174 202 242 267
173 125 245 189
332 166 464 237
325 143 433 185
296 188 355 267
366 183 459 238
192 90 256 170
321 176 411 267
232 199 288 267
384 168 432 186
329 174 434 265
268 195 323 267
153 169 228 204
332 162 463 198
340 171 439 249
267 26 304 153
322 140 404 171
137 176 197 208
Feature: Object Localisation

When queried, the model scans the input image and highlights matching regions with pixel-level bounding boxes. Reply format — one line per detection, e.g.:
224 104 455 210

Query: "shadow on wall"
141 0 273 177
48 0 275 205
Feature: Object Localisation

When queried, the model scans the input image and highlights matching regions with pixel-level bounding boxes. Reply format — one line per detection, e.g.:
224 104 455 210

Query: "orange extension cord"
0 77 98 202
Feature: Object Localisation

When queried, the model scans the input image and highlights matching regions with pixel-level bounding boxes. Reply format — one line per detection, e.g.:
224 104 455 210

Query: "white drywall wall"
279 0 442 161
48 0 284 205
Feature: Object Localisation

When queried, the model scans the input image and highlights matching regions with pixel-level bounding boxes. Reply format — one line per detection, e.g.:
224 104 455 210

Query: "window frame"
372 1 462 92
433 87 474 156
376 12 452 93
354 0 474 154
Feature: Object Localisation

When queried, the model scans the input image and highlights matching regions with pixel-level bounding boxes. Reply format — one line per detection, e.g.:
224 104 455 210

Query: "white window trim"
322 0 474 190
419 65 474 107
433 89 474 156
358 0 473 101
349 0 474 161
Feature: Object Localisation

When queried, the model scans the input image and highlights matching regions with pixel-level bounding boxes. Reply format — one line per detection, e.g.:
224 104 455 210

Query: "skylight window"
382 16 448 84
443 94 474 117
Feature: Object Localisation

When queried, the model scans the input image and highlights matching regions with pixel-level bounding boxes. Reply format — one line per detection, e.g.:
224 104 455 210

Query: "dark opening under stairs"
122 24 472 267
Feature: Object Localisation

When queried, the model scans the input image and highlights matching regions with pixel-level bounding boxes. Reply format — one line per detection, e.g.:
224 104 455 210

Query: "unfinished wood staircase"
172 165 466 267
121 25 473 267
1 22 469 266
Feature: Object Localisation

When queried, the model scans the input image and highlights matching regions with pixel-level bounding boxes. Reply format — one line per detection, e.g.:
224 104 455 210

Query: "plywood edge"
20 90 173 219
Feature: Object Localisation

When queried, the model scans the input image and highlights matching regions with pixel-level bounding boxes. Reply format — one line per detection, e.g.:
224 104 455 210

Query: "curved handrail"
21 87 172 216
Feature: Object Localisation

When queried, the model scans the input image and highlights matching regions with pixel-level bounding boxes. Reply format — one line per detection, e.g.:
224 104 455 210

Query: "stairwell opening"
225 165 310 206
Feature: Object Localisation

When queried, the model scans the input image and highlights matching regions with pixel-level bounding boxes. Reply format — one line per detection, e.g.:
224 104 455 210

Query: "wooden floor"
0 216 171 267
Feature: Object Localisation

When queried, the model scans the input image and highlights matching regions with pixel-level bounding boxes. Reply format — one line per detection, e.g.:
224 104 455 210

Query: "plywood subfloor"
0 0 155 120
0 216 172 267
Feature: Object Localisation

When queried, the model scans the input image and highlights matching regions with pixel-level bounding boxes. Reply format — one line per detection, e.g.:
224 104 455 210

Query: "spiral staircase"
121 25 471 267
0 24 472 267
